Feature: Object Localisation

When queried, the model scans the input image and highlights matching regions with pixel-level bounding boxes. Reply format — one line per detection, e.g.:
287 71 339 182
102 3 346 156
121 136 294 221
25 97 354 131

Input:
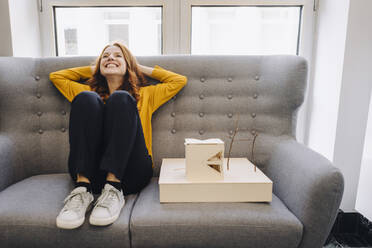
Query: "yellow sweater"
49 65 187 167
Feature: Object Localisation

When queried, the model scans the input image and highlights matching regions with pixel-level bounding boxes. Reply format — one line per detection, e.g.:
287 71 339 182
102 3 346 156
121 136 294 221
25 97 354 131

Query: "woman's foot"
89 183 125 226
56 186 94 229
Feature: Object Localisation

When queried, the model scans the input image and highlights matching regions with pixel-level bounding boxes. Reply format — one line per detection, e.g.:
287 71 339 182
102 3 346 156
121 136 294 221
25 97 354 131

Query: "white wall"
308 0 372 213
333 0 372 212
307 0 349 161
356 94 372 221
340 0 372 216
8 0 41 57
0 0 13 56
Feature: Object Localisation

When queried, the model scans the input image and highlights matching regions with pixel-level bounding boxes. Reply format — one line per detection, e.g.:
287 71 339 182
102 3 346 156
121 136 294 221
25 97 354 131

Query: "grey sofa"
0 55 344 248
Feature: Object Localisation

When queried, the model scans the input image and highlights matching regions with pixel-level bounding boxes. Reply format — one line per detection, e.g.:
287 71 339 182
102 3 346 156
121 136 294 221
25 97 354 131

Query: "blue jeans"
68 90 153 195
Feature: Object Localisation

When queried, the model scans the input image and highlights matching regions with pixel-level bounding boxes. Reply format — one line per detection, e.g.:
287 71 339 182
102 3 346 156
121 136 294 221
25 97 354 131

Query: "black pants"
68 90 153 195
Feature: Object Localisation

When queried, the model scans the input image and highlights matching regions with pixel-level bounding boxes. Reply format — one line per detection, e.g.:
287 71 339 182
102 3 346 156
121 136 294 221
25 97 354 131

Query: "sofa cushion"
0 173 136 248
130 177 303 248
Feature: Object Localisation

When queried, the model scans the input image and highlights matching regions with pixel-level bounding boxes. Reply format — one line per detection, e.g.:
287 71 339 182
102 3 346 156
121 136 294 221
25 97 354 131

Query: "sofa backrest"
0 55 307 178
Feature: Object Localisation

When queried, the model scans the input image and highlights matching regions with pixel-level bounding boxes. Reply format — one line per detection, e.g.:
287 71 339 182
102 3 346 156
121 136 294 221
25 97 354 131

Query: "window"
191 6 302 55
42 0 313 57
54 6 162 56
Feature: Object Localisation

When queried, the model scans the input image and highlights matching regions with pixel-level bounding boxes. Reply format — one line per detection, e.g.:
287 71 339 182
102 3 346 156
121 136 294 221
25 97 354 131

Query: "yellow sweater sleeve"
147 65 188 112
49 66 92 102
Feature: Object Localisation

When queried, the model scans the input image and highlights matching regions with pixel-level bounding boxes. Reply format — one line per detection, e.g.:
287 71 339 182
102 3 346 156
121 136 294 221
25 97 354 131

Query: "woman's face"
100 46 127 77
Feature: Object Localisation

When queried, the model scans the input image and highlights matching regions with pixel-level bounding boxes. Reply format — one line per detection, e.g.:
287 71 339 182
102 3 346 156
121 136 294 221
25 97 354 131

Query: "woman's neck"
106 76 123 95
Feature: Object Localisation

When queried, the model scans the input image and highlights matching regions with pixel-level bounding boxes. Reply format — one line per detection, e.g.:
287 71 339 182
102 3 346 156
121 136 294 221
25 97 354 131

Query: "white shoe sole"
56 202 93 229
89 212 120 226
56 216 85 229
89 202 125 226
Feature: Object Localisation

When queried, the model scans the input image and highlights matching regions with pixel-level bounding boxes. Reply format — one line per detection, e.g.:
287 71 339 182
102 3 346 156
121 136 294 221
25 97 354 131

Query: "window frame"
180 0 315 60
41 0 314 58
39 0 178 56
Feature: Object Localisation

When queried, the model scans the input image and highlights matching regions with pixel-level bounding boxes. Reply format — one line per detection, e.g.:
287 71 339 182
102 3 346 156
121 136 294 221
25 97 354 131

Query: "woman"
49 42 187 229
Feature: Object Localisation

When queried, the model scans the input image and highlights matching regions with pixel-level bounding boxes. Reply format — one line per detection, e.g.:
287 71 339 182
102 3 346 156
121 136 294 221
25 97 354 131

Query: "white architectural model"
159 158 273 203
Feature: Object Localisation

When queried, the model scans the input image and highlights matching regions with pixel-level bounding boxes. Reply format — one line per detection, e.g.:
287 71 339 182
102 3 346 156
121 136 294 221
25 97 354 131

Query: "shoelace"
63 191 85 212
94 188 120 215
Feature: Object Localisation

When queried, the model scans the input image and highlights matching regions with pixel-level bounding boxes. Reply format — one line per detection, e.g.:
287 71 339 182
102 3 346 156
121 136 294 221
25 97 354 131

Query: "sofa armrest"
0 134 17 192
265 139 344 248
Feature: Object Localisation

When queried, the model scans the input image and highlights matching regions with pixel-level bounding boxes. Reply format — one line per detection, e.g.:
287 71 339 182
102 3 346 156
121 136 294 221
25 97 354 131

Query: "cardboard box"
185 138 225 182
159 158 273 203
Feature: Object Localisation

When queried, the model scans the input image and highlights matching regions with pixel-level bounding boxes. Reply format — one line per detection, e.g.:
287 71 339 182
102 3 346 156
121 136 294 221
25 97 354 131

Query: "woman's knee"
73 91 101 103
72 91 103 108
106 90 136 105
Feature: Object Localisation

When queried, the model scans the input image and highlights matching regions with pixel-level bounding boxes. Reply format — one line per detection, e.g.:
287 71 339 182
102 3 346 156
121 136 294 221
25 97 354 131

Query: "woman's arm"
49 66 92 102
138 64 154 76
139 64 187 112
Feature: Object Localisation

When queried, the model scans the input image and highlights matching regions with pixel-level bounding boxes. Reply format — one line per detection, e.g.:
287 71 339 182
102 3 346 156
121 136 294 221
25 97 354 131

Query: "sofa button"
199 94 204 100
37 111 42 116
199 129 204 135
171 112 176 117
251 113 256 118
227 94 233 100
171 129 176 134
255 75 260 81
61 110 66 115
61 127 66 132
253 93 258 99
35 76 40 81
227 113 233 118
36 93 41 98
227 77 233 82
200 77 206 82
38 129 43 134
199 112 204 117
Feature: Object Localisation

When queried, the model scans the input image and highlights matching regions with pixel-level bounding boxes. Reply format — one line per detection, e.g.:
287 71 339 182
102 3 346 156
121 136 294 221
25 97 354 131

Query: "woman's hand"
137 64 154 77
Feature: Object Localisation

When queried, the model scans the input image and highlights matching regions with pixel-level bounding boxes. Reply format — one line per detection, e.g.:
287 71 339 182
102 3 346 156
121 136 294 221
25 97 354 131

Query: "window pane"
191 6 301 55
108 24 129 45
55 7 162 56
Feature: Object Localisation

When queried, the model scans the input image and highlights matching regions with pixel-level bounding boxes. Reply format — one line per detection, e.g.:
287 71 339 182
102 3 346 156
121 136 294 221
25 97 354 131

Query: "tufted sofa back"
0 55 307 179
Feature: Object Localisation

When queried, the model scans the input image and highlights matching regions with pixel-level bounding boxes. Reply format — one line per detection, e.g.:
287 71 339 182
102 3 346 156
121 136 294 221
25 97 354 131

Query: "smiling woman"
49 42 187 229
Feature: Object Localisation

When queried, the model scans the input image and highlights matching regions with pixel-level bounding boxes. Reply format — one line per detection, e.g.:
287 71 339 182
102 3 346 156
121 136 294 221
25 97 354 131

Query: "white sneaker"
89 183 125 226
56 187 94 229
